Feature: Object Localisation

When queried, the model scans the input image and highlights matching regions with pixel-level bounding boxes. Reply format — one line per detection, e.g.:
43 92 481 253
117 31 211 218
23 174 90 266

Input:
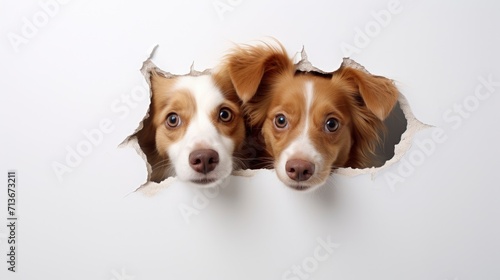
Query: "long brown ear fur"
337 67 399 120
223 42 294 126
334 67 399 168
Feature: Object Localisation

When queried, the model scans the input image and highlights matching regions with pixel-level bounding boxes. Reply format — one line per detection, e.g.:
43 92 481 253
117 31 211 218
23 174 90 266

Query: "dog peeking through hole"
132 62 246 188
221 42 400 191
128 43 406 192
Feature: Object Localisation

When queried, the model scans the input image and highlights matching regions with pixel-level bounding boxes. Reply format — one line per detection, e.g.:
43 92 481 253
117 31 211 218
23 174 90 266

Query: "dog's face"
225 44 398 191
140 70 245 187
261 75 357 190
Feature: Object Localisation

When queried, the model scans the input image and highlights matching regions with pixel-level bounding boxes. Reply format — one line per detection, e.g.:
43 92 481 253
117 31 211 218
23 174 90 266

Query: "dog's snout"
189 149 219 174
285 159 315 182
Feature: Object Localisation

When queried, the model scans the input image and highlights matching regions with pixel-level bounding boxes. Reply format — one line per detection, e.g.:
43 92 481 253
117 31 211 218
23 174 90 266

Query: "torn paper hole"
120 45 214 194
293 48 430 178
122 46 429 195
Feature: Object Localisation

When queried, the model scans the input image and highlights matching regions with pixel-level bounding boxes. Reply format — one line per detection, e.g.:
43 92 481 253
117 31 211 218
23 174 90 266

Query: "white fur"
166 75 235 188
276 81 326 190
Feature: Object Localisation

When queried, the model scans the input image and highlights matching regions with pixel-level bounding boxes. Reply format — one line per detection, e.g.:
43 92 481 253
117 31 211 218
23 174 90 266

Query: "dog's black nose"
285 159 315 182
189 149 219 174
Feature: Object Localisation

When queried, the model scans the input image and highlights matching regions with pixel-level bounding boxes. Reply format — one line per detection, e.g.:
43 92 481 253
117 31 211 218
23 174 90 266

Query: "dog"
223 42 399 191
134 64 246 187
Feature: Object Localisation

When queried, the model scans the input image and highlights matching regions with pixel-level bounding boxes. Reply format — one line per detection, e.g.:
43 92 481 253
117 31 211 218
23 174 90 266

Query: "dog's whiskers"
151 159 175 177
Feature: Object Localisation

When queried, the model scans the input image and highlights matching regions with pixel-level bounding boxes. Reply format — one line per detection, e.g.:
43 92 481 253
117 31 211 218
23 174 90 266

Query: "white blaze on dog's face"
225 43 399 192
271 81 332 191
262 72 398 192
149 71 245 187
262 76 356 192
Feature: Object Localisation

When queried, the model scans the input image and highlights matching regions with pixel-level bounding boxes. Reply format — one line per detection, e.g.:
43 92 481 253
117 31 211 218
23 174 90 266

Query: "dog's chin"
276 171 327 192
175 164 232 188
187 176 227 188
286 183 321 192
279 174 328 192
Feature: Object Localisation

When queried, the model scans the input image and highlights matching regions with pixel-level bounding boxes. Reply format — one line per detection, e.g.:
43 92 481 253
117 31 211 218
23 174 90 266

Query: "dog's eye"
219 108 233 122
274 114 288 129
166 113 181 127
325 118 339 132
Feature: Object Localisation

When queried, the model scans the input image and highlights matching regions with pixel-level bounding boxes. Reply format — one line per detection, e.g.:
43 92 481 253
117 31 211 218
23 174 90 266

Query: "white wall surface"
1 0 499 279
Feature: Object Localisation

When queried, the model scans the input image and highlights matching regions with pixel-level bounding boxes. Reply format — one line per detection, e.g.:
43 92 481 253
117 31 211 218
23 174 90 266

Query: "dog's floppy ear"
336 67 399 120
224 43 293 103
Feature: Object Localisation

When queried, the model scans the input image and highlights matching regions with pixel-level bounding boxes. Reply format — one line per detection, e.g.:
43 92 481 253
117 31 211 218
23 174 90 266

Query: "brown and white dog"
223 42 399 191
134 65 245 187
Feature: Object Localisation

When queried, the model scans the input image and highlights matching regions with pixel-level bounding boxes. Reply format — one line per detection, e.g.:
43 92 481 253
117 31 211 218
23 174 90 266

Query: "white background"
1 0 500 279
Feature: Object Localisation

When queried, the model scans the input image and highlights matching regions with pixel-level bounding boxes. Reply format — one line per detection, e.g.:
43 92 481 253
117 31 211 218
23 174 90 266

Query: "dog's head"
225 43 399 191
136 69 245 187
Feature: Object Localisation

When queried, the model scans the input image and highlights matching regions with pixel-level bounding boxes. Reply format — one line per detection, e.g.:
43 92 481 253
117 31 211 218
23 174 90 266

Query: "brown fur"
134 69 246 183
223 43 399 178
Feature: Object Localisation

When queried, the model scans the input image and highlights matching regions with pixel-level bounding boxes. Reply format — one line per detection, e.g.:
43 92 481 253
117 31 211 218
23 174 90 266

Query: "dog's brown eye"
166 113 181 128
219 108 233 122
275 114 288 129
325 118 339 132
